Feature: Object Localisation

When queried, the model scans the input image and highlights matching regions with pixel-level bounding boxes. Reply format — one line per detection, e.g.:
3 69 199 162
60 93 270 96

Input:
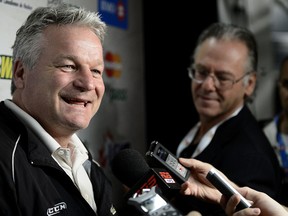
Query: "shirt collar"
176 105 243 157
4 99 88 154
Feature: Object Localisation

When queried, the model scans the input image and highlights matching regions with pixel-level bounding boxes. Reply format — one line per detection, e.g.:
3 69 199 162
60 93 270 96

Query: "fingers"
225 194 241 215
224 194 260 216
186 211 202 216
178 158 195 168
179 158 212 172
233 208 261 216
180 182 192 195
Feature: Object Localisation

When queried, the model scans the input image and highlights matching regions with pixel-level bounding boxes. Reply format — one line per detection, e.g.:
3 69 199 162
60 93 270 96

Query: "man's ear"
245 72 257 97
13 60 25 89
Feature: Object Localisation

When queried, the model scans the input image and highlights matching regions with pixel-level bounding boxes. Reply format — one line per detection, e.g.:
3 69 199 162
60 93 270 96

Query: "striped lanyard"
275 115 288 175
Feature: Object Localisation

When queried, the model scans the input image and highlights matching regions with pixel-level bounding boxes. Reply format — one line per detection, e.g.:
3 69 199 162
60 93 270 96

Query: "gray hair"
193 22 258 75
11 3 107 93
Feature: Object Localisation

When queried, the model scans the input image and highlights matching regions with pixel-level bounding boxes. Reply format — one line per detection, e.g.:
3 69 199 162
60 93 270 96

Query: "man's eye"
217 76 231 82
197 69 209 77
58 65 76 72
215 73 233 82
91 69 102 77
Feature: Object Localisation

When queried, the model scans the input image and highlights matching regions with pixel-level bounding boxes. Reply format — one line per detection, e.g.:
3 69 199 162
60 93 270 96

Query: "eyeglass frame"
187 66 253 91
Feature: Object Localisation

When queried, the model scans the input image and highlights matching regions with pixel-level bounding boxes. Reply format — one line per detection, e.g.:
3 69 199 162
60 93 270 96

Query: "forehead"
43 24 101 45
194 38 248 73
40 25 103 63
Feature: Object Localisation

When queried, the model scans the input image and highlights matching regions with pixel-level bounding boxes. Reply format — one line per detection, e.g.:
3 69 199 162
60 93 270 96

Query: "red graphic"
135 175 157 194
104 51 122 78
117 0 125 21
159 171 173 179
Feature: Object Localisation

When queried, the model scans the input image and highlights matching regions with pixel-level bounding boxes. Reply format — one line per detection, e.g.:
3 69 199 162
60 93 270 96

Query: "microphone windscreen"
110 148 150 188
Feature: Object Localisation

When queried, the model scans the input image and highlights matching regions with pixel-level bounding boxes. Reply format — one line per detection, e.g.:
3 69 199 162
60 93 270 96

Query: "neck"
198 106 242 136
53 135 73 148
199 117 222 136
194 122 214 145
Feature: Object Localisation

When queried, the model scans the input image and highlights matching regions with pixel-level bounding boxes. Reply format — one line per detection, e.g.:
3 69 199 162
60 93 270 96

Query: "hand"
179 158 222 203
179 158 288 216
223 187 288 216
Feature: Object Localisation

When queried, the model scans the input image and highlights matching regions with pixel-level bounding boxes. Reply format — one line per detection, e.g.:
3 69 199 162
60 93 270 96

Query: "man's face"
13 25 105 136
191 38 255 123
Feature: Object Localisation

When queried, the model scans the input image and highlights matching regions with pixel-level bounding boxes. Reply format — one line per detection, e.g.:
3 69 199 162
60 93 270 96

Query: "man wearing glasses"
173 23 282 216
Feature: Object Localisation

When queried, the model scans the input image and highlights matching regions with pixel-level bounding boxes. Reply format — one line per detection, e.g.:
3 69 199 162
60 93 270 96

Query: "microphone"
128 185 184 216
110 148 181 200
111 148 184 215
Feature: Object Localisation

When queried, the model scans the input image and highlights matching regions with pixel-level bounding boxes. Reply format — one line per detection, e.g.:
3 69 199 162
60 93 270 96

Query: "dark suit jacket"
173 105 282 216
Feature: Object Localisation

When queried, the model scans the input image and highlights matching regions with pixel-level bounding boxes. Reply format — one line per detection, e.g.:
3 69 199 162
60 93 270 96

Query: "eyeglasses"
187 67 251 91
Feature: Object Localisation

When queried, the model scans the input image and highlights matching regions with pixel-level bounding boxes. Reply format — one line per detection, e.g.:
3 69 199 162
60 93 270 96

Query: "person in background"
0 4 117 216
263 55 288 205
173 22 282 215
179 158 288 216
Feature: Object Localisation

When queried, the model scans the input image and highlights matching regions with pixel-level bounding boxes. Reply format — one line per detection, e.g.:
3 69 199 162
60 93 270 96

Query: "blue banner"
98 0 128 30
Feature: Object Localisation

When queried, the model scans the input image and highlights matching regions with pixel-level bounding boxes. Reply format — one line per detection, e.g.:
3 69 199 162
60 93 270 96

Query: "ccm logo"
47 202 67 216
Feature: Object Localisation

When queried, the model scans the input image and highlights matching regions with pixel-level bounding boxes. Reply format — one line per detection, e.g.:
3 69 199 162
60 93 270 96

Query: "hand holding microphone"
144 141 251 211
111 141 251 216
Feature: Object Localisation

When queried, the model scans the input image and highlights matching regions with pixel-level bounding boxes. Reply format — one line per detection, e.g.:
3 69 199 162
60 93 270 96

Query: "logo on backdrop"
105 51 122 78
104 51 127 101
0 1 33 10
98 0 128 29
0 55 13 80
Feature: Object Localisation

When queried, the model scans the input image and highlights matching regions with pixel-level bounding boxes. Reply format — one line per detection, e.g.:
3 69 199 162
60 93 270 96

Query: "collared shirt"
176 106 242 158
4 99 97 212
264 115 288 170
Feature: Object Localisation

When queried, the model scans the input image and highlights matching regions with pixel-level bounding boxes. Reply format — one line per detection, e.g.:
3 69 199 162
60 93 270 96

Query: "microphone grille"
110 148 150 188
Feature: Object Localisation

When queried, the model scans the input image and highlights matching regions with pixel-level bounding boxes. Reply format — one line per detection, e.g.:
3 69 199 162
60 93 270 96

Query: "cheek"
191 83 197 93
96 80 105 96
23 72 43 93
27 74 64 102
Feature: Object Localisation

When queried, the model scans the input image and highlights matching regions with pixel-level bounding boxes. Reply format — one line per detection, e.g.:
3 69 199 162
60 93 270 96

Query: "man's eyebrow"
194 64 233 75
56 55 78 60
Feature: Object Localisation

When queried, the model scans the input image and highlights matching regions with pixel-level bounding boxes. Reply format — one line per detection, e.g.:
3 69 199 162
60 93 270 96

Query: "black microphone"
111 148 184 216
110 148 181 200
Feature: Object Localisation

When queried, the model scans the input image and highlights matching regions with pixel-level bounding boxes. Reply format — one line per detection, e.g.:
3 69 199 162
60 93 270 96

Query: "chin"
198 109 220 119
67 119 90 130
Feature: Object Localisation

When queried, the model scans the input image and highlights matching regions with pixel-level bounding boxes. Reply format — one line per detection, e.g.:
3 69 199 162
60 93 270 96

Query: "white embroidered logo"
47 202 67 216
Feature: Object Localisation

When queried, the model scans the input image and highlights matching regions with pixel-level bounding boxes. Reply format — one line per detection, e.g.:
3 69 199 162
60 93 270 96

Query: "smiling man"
0 4 117 216
173 23 282 216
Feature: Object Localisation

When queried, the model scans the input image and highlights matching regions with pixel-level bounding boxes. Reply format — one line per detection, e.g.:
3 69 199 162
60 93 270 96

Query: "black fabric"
179 143 198 158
